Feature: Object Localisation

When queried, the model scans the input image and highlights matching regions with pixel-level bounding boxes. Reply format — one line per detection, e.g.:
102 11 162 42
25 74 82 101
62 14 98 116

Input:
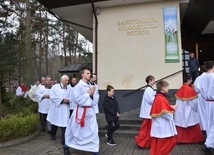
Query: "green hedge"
0 113 39 142
3 95 38 116
0 92 39 142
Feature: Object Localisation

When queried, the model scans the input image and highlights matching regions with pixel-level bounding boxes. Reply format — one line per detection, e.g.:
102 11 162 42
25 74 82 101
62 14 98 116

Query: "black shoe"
137 145 143 149
176 142 183 145
107 140 117 146
51 136 56 141
201 145 212 155
105 134 115 141
136 144 149 150
63 146 70 155
198 140 206 145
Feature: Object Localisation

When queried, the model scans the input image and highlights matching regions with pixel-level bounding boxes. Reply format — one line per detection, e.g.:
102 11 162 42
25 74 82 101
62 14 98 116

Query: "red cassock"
150 136 176 155
135 119 152 148
175 84 204 143
150 93 176 155
21 85 27 92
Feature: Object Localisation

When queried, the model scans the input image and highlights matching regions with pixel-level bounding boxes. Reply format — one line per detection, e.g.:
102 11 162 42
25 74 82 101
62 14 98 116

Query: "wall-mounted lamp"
96 8 101 15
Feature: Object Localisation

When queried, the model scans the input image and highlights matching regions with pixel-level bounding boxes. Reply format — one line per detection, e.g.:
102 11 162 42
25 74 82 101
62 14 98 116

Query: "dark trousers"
39 113 50 131
50 125 66 145
39 113 46 131
39 113 51 132
190 71 198 83
69 110 73 118
107 120 120 141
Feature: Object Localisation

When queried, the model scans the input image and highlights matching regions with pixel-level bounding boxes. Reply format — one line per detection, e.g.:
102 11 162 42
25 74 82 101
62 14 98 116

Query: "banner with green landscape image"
163 7 180 63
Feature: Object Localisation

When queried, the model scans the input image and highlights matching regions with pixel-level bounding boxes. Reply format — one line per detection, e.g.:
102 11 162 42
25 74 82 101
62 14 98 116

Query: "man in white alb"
47 75 72 155
200 61 214 155
90 73 100 114
65 67 100 155
28 80 40 102
68 77 77 117
35 76 52 133
194 65 207 131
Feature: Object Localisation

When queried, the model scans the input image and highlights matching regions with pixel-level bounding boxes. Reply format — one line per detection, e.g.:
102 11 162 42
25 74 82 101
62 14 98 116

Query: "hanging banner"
163 7 180 63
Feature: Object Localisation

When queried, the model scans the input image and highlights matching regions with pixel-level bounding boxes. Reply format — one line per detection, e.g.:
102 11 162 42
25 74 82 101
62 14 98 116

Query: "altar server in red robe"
174 75 204 143
135 75 156 148
150 80 178 155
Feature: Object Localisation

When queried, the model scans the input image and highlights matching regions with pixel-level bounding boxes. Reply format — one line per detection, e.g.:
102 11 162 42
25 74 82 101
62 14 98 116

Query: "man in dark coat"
188 52 200 83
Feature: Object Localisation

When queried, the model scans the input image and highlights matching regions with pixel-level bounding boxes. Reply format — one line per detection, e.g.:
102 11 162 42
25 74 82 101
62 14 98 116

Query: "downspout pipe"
91 1 98 76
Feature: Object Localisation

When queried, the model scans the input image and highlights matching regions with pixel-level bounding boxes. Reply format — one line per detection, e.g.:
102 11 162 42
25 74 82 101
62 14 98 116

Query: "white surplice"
194 72 207 130
28 85 39 102
150 113 177 138
174 98 199 127
46 83 71 127
16 86 23 96
16 86 28 98
35 85 51 114
139 86 156 119
200 72 214 148
92 83 100 114
65 79 99 152
67 84 76 110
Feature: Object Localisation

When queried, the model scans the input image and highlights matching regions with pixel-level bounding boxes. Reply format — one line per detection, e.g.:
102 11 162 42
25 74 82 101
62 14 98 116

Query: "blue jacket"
188 58 199 72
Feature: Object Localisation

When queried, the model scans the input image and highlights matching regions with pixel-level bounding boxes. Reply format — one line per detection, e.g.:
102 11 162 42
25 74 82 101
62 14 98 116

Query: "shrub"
0 113 39 142
3 96 38 116
0 93 39 142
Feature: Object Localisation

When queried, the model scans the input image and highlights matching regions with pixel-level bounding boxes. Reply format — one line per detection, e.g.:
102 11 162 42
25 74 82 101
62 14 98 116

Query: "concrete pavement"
0 131 206 155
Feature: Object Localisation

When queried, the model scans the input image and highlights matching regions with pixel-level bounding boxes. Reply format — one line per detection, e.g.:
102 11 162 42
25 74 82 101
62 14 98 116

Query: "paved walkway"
0 131 206 155
0 111 209 155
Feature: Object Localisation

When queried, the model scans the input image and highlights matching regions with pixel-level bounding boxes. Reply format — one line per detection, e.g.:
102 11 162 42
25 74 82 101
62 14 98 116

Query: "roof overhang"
38 0 184 42
181 0 214 36
38 0 214 41
58 63 92 73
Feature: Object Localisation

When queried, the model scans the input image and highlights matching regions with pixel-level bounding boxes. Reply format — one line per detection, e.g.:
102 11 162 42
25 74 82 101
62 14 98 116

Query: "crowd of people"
23 67 120 155
14 52 214 155
135 60 214 155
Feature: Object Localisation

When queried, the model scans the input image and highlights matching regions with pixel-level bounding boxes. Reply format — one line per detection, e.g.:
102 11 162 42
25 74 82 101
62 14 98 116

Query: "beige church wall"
95 1 182 90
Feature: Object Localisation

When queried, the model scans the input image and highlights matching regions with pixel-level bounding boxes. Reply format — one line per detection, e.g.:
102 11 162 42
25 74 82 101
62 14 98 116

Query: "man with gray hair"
47 75 72 155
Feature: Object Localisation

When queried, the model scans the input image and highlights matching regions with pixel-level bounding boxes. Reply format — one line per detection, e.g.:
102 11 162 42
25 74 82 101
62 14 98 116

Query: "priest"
47 75 72 155
35 76 52 133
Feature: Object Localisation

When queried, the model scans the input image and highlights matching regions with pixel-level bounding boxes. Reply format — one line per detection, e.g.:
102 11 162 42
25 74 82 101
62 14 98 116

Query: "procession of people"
23 55 214 155
135 60 214 154
26 67 101 155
